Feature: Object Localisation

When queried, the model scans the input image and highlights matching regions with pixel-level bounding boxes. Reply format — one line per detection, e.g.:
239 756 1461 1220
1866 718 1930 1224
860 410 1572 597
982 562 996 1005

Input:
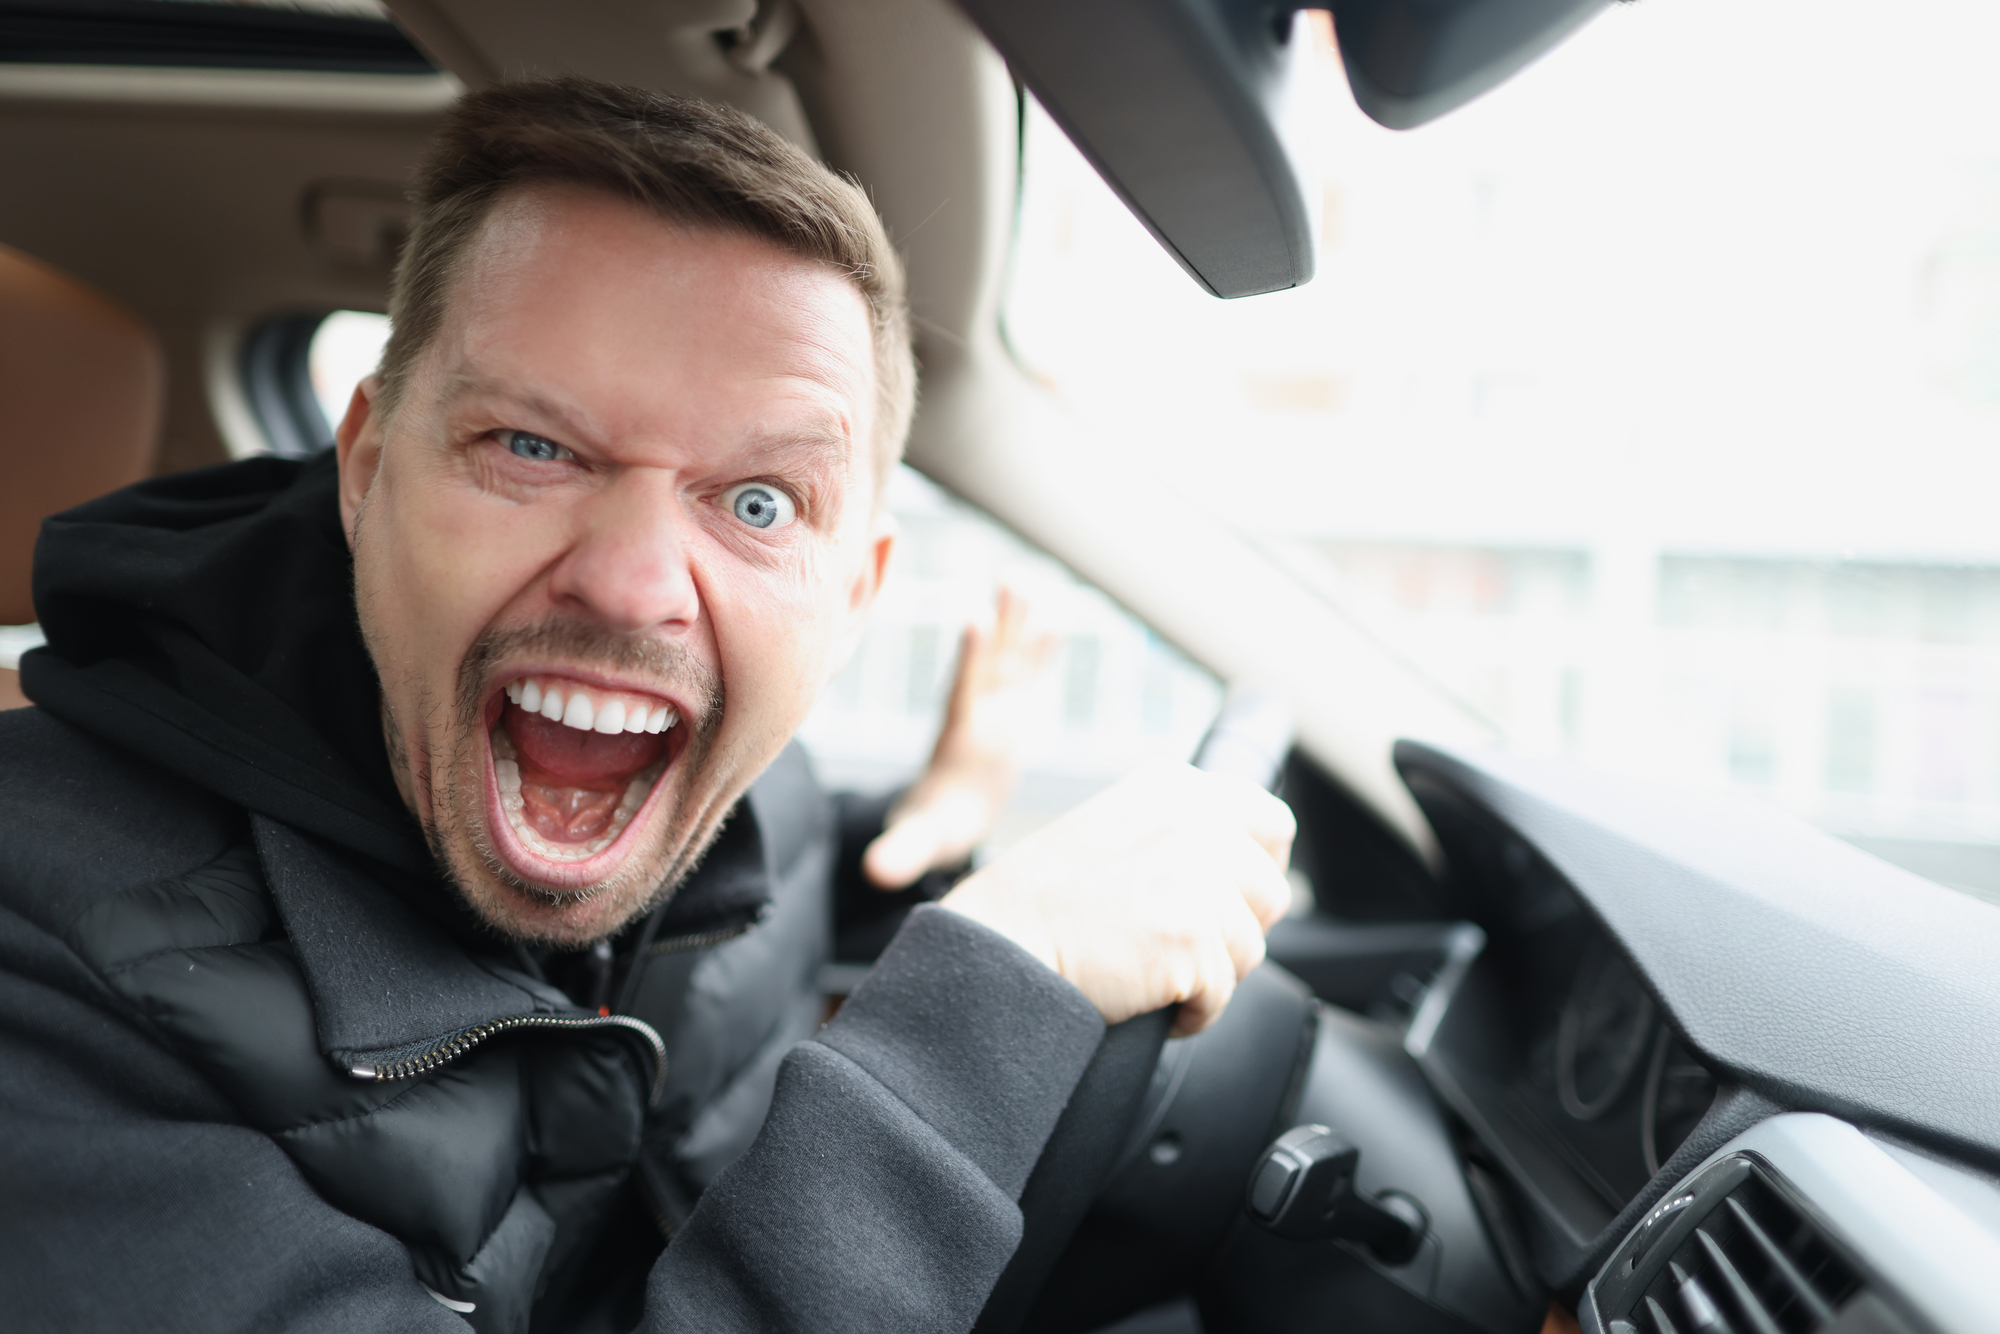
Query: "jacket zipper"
644 919 754 956
348 1012 669 1105
345 921 752 1100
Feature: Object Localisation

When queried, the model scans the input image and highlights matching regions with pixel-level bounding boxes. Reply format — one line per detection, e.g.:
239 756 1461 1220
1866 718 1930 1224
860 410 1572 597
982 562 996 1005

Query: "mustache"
455 615 724 734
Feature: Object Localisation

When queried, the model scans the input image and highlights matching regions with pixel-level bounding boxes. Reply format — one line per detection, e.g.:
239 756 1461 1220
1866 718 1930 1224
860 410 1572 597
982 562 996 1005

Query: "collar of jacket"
252 767 781 1076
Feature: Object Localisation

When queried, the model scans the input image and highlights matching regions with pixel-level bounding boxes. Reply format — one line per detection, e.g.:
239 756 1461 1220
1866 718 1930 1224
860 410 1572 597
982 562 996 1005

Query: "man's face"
336 185 890 945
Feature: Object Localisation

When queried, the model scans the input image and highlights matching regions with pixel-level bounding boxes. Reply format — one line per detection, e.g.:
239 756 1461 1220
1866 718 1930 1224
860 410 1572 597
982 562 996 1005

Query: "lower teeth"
491 727 663 863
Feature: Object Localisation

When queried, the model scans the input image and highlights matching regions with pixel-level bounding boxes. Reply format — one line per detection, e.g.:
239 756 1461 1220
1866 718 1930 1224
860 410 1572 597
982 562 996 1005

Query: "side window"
796 468 1221 848
240 309 389 457
309 311 393 433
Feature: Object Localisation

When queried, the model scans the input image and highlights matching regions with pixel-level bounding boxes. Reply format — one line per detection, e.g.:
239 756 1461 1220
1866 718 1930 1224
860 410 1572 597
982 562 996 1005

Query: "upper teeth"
504 678 678 735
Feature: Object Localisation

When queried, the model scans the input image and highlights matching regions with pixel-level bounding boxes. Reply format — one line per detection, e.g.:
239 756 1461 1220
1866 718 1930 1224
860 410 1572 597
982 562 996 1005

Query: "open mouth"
482 674 685 886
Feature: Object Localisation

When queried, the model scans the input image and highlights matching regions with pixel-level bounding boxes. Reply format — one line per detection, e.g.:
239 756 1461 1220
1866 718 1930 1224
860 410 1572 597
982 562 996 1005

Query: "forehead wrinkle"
444 359 852 487
736 421 850 476
757 277 874 415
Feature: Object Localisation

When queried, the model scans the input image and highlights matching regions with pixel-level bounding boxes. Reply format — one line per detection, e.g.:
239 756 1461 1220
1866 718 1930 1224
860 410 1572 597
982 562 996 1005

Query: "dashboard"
1390 741 2000 1334
1401 802 1720 1271
1431 882 1715 1225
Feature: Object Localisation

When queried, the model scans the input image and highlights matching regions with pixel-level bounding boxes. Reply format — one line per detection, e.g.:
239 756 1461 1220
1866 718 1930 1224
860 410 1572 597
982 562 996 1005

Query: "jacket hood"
20 453 771 940
24 453 432 871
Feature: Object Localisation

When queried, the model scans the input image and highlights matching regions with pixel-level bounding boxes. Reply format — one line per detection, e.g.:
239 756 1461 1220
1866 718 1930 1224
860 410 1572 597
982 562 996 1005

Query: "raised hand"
862 587 1056 889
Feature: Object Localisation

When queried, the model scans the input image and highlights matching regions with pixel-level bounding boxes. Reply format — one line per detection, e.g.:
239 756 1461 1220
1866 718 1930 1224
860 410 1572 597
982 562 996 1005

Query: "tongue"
508 704 667 783
505 704 668 845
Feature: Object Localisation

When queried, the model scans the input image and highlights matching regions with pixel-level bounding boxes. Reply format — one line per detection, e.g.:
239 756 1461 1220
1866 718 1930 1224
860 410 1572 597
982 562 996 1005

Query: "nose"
544 469 701 633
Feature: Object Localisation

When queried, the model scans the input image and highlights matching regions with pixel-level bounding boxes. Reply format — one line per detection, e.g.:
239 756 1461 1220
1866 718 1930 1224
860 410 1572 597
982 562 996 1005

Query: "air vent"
1613 1169 1864 1334
0 0 436 76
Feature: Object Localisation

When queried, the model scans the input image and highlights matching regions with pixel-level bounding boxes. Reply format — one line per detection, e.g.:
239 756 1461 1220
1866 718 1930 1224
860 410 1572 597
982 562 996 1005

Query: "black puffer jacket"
0 457 1106 1333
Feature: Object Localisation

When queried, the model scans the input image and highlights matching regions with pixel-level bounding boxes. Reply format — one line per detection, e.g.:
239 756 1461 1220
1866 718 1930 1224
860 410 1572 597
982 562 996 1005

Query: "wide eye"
723 482 797 531
501 430 571 462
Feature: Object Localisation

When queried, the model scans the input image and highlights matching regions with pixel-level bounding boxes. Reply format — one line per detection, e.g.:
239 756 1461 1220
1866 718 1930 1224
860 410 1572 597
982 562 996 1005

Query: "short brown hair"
379 76 914 489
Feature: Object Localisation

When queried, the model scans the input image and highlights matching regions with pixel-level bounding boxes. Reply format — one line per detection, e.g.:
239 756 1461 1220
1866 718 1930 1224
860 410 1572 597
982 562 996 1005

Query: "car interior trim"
1396 741 2000 1166
0 61 461 111
1583 1113 2000 1334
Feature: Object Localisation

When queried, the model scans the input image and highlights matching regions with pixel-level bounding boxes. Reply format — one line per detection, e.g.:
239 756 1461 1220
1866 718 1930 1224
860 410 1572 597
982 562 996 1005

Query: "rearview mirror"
953 0 1610 299
1331 0 1608 130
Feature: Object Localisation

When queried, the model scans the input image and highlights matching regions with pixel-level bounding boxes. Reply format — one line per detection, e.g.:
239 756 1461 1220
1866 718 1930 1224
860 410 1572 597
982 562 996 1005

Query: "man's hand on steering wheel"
942 765 1295 1037
864 588 1294 1037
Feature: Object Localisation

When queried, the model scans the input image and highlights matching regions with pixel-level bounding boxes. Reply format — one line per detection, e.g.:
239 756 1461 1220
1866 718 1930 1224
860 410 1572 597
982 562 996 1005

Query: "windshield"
1005 1 2000 901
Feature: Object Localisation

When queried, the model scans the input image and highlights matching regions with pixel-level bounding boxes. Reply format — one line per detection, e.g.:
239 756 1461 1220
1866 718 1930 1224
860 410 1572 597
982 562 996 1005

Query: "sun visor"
953 0 1610 299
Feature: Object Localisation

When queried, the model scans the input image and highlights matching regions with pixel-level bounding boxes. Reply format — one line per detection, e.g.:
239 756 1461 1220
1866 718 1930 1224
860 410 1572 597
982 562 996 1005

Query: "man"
0 79 1292 1332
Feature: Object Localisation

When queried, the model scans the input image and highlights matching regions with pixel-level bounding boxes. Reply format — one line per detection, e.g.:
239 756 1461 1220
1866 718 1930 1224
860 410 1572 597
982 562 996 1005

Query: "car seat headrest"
0 243 162 626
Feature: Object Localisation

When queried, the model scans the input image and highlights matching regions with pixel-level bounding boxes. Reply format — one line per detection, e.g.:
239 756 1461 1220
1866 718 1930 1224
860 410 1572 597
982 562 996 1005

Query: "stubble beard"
362 597 742 946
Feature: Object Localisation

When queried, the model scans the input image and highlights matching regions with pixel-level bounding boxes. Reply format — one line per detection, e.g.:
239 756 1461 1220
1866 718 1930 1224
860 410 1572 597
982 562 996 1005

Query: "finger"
1171 927 1241 1037
1198 771 1296 867
959 620 985 676
947 624 983 710
861 812 946 890
995 585 1027 643
1218 881 1271 979
1229 833 1294 930
1241 790 1297 867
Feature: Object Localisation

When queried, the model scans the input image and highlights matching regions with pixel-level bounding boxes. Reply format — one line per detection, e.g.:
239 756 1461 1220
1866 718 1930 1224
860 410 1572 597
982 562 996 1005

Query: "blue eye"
723 482 797 530
502 430 569 462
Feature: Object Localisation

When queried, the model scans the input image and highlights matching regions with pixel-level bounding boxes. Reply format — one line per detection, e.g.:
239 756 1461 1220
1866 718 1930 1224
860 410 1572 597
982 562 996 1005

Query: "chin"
457 872 634 948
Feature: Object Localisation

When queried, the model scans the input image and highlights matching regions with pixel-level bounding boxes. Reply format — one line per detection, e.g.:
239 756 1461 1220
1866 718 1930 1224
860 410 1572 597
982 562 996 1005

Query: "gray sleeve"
645 904 1106 1333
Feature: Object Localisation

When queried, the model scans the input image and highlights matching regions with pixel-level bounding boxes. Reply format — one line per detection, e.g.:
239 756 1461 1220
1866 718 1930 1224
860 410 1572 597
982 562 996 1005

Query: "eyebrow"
439 371 602 446
440 369 855 478
737 423 851 478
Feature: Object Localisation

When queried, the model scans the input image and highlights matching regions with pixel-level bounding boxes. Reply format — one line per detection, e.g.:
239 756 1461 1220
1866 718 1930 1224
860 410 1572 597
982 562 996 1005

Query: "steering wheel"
973 688 1295 1334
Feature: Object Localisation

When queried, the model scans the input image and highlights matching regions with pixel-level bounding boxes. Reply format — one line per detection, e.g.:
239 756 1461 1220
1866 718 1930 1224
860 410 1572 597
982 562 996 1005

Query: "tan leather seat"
0 242 162 709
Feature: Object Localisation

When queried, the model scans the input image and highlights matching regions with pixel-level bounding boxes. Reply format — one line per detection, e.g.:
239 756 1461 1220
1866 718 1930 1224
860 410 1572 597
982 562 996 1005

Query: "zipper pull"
585 938 615 1014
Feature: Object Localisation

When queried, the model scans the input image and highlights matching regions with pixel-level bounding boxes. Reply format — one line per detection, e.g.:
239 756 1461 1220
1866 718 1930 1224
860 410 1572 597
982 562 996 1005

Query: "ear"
333 375 384 549
827 510 896 677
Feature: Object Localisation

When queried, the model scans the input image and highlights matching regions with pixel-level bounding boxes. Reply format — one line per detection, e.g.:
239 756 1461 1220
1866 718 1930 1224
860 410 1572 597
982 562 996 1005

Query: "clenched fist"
941 765 1295 1037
